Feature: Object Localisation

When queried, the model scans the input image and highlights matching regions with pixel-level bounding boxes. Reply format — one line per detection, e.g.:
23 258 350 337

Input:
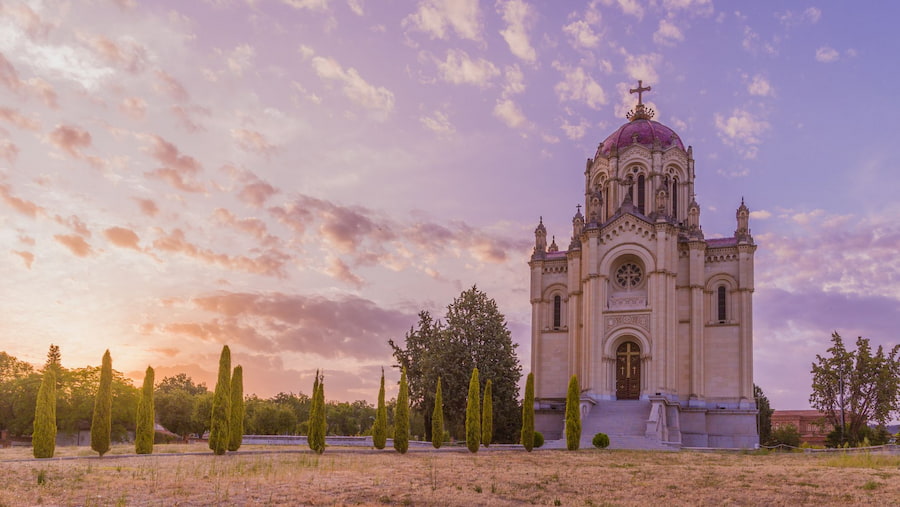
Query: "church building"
529 82 758 449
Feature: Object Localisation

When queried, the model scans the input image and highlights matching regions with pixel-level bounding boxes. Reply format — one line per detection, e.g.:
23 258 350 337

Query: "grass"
1 444 899 505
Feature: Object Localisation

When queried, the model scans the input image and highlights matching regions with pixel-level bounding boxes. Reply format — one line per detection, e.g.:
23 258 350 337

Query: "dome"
600 118 684 156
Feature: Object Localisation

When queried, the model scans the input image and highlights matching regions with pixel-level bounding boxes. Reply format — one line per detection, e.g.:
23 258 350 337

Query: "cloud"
815 46 840 63
325 256 366 288
154 70 189 101
749 210 772 220
104 226 141 250
502 64 525 97
610 0 644 20
436 49 499 87
227 44 256 76
653 19 684 46
311 55 395 115
0 139 17 163
213 207 277 245
0 107 41 131
151 228 289 277
119 97 147 119
49 124 92 158
282 0 331 10
78 33 148 73
11 250 34 269
714 108 769 159
237 176 278 208
493 99 527 128
497 0 536 63
231 128 276 156
552 62 606 109
622 52 661 84
747 74 774 97
134 198 159 217
347 0 364 16
420 110 455 135
563 20 600 49
778 7 821 26
560 117 590 140
0 183 45 218
403 0 482 41
143 135 205 192
54 234 94 257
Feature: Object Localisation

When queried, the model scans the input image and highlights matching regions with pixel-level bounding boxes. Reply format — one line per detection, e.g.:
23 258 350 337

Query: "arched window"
671 177 678 218
637 175 646 214
553 295 562 328
717 286 727 322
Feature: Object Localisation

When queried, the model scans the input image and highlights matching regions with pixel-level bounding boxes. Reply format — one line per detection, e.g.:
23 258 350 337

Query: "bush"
533 431 544 448
521 373 534 452
771 424 800 448
592 433 610 449
394 367 409 454
564 375 581 451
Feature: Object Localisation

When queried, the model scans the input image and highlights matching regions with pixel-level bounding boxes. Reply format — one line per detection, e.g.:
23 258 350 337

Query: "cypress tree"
482 379 493 447
209 345 231 455
431 377 444 449
91 350 113 457
565 374 581 451
465 367 481 453
314 373 326 453
228 365 244 452
522 372 535 451
394 367 409 454
32 368 57 458
135 366 155 454
308 371 320 452
373 368 387 449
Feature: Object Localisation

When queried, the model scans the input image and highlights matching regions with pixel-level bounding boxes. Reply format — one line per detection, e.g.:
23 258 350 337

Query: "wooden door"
616 341 641 399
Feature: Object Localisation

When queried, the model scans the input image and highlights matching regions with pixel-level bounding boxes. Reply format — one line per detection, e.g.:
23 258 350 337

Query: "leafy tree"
431 377 444 449
156 388 196 440
465 367 481 453
482 379 492 447
32 368 56 458
390 286 522 442
192 391 215 438
754 384 774 445
565 375 581 451
157 373 207 395
325 400 375 435
244 396 298 435
0 352 36 435
394 367 409 454
373 368 387 449
810 332 900 445
228 365 243 452
209 345 232 455
135 366 154 454
770 423 800 448
521 372 534 452
91 350 113 457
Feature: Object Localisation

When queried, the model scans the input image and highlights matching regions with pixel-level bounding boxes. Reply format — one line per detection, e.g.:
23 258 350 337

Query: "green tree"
209 345 232 455
308 372 321 451
754 384 774 445
771 423 801 448
135 366 154 454
394 367 409 454
91 350 113 457
308 371 326 454
228 365 244 452
0 352 37 436
810 332 900 446
565 375 581 451
373 368 387 449
32 368 56 458
521 372 534 452
465 367 481 453
482 379 493 447
431 377 444 449
390 286 522 442
44 344 61 378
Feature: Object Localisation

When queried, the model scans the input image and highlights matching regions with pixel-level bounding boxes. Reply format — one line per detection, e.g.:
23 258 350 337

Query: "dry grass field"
2 443 899 506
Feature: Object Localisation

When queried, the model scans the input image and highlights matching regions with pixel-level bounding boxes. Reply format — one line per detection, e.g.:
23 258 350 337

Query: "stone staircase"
544 400 675 451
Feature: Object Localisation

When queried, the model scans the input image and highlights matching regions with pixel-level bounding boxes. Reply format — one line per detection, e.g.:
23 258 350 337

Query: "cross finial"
629 80 651 105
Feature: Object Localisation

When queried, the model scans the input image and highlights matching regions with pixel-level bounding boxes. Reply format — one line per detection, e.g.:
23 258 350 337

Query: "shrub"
481 380 492 447
228 365 244 452
394 367 409 454
431 377 444 449
209 346 231 455
32 369 57 459
771 424 800 448
533 431 544 449
465 368 481 453
521 373 534 452
564 375 581 451
91 350 113 457
373 369 387 449
592 433 610 449
135 366 155 455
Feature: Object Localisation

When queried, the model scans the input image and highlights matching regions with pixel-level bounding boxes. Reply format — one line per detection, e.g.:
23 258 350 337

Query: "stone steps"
543 400 673 451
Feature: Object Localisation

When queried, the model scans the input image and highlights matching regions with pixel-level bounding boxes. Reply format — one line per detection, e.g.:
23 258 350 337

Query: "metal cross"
629 80 651 105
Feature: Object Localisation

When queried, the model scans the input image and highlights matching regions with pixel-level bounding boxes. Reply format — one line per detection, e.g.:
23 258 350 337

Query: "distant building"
771 410 831 446
529 82 758 449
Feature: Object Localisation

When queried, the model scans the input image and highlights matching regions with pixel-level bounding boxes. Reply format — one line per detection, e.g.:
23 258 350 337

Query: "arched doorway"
616 341 641 399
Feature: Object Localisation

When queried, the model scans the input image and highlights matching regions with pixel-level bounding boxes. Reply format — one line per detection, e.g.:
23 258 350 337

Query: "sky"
1 0 898 413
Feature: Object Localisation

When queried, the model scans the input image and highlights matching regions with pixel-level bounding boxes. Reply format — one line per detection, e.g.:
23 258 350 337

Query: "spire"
686 196 703 239
569 205 584 250
548 235 559 253
735 198 752 244
533 216 547 257
626 79 655 121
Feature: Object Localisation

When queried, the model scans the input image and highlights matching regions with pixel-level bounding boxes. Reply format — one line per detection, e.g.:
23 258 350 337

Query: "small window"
671 178 678 217
553 295 562 328
637 175 646 214
717 286 727 322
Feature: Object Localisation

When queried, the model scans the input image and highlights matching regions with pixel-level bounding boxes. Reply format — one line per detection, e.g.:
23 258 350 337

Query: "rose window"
615 263 643 289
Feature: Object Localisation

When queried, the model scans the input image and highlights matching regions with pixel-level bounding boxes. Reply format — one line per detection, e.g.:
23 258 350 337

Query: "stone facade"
529 94 758 449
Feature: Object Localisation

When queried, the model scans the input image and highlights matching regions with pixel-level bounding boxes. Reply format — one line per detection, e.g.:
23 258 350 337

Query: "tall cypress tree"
521 372 535 451
91 350 113 457
394 367 409 454
135 366 155 454
465 367 481 453
209 345 231 455
482 379 493 447
373 368 387 449
228 365 244 452
314 373 326 454
308 371 320 452
32 368 57 458
431 377 444 449
565 374 581 451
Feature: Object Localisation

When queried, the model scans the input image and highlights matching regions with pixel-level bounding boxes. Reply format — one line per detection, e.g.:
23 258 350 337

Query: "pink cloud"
231 128 275 156
104 226 141 250
0 53 21 91
0 107 40 131
0 184 44 218
145 167 204 193
134 197 159 217
49 124 92 158
11 250 34 269
54 214 91 237
147 135 201 173
0 139 19 163
119 97 146 119
154 70 189 101
79 33 147 73
151 228 288 277
238 179 277 208
170 105 208 132
326 256 366 288
53 234 94 257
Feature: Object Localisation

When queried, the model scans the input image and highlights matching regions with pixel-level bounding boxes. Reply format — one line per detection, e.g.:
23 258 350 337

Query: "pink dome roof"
600 118 684 156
